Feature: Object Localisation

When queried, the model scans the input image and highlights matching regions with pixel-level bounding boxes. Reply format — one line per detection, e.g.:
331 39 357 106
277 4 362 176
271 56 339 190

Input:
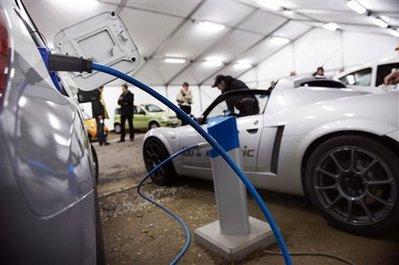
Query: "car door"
179 90 269 172
133 106 147 130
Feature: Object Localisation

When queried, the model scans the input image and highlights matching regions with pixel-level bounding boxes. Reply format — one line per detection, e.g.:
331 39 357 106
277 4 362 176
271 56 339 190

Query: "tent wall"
241 29 398 87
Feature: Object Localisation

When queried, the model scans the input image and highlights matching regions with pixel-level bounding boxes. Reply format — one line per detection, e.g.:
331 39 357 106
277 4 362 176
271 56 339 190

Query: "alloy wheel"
313 146 396 225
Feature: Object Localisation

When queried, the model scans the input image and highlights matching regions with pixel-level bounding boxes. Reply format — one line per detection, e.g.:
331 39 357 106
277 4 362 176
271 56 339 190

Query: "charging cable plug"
47 54 93 73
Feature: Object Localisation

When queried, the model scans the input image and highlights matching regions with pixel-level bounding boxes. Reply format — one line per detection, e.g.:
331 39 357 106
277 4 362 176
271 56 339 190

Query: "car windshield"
145 104 163 112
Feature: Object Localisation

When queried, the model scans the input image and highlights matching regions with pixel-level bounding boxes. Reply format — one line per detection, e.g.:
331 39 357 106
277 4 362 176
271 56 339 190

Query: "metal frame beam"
99 0 396 87
101 0 267 37
132 0 206 75
114 0 127 15
164 8 259 86
198 19 291 86
235 27 315 81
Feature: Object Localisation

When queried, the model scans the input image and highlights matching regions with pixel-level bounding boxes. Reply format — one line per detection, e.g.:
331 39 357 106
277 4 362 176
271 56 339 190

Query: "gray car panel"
0 1 98 263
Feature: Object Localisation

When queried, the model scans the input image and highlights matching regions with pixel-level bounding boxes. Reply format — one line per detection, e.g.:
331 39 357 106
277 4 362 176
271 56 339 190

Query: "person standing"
92 86 110 146
117 84 134 142
176 82 193 125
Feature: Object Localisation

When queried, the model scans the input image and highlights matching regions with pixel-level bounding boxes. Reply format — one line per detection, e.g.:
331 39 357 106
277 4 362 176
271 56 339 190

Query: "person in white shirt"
176 82 193 124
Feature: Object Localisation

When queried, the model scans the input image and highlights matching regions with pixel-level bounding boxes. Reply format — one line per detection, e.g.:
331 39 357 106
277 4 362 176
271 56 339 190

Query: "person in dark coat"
117 84 134 142
312 66 325 76
92 86 109 146
212 75 259 117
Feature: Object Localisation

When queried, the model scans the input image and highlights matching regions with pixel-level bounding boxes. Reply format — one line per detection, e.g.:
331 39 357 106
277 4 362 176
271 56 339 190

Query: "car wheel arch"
300 130 399 196
148 120 160 128
142 135 175 162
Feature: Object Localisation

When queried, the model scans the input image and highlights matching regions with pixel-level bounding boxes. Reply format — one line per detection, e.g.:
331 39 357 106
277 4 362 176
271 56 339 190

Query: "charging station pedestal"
194 117 276 261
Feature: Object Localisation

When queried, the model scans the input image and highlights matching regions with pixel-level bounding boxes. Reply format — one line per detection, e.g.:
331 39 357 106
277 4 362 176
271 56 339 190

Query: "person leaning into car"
92 86 110 146
117 84 135 142
212 75 259 117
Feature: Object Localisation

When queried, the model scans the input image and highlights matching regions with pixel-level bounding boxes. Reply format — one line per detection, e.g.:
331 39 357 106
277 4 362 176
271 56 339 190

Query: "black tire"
304 135 399 235
149 121 160 130
114 123 121 134
91 144 99 184
143 137 176 185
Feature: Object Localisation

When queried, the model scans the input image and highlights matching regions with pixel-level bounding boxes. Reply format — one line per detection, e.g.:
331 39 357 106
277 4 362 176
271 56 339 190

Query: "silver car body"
143 77 399 196
0 1 98 263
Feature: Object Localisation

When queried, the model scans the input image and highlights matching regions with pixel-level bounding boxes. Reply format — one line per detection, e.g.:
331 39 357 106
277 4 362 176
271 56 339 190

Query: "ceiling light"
270 36 290 45
165 53 183 58
256 0 281 11
234 60 252 70
323 23 338 31
204 57 223 67
164 58 186 64
388 29 399 38
371 17 388 28
346 0 367 14
196 21 225 33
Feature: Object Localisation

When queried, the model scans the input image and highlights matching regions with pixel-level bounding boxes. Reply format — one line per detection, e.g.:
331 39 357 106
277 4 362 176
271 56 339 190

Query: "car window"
137 107 146 115
376 63 399 86
145 104 163 112
300 80 346 88
205 92 268 123
339 68 372 86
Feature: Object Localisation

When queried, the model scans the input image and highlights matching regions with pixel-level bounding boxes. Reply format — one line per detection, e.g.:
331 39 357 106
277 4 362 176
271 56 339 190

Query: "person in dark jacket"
117 84 134 142
312 66 324 76
92 86 109 146
212 75 259 117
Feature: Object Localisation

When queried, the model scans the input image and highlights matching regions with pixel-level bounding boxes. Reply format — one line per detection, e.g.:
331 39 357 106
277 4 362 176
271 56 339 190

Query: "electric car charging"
1 1 399 264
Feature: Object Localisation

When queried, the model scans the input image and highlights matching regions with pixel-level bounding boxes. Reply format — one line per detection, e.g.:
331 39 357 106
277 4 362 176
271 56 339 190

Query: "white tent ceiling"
24 0 399 86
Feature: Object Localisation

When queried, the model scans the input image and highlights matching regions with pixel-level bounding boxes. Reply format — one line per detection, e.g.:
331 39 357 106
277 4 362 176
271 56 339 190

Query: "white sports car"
142 76 399 235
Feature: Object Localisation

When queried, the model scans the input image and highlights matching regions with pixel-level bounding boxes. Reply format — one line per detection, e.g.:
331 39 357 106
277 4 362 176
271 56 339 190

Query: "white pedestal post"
194 117 276 261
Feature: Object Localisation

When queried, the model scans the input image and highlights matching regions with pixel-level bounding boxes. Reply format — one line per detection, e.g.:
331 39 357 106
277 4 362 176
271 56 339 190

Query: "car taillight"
0 10 10 105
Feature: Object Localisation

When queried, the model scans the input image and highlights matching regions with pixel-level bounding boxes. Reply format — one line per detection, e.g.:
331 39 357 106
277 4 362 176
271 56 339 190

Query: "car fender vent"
271 126 284 174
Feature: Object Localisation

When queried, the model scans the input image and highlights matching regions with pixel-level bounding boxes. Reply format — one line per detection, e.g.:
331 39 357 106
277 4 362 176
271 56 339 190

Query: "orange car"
84 118 109 141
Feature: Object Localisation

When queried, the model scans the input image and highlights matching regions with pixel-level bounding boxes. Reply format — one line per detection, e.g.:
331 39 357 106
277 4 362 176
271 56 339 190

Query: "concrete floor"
97 133 399 265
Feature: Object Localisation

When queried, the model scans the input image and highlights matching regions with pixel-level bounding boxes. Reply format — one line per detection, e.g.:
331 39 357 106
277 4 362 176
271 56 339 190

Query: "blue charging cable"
92 63 292 265
137 144 199 265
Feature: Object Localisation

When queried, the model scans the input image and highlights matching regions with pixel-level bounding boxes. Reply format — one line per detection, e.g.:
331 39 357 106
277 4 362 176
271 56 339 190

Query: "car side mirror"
54 12 140 91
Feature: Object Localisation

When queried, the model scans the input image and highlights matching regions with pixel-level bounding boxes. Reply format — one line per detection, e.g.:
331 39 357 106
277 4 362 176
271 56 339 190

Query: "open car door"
179 90 269 173
54 12 140 91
